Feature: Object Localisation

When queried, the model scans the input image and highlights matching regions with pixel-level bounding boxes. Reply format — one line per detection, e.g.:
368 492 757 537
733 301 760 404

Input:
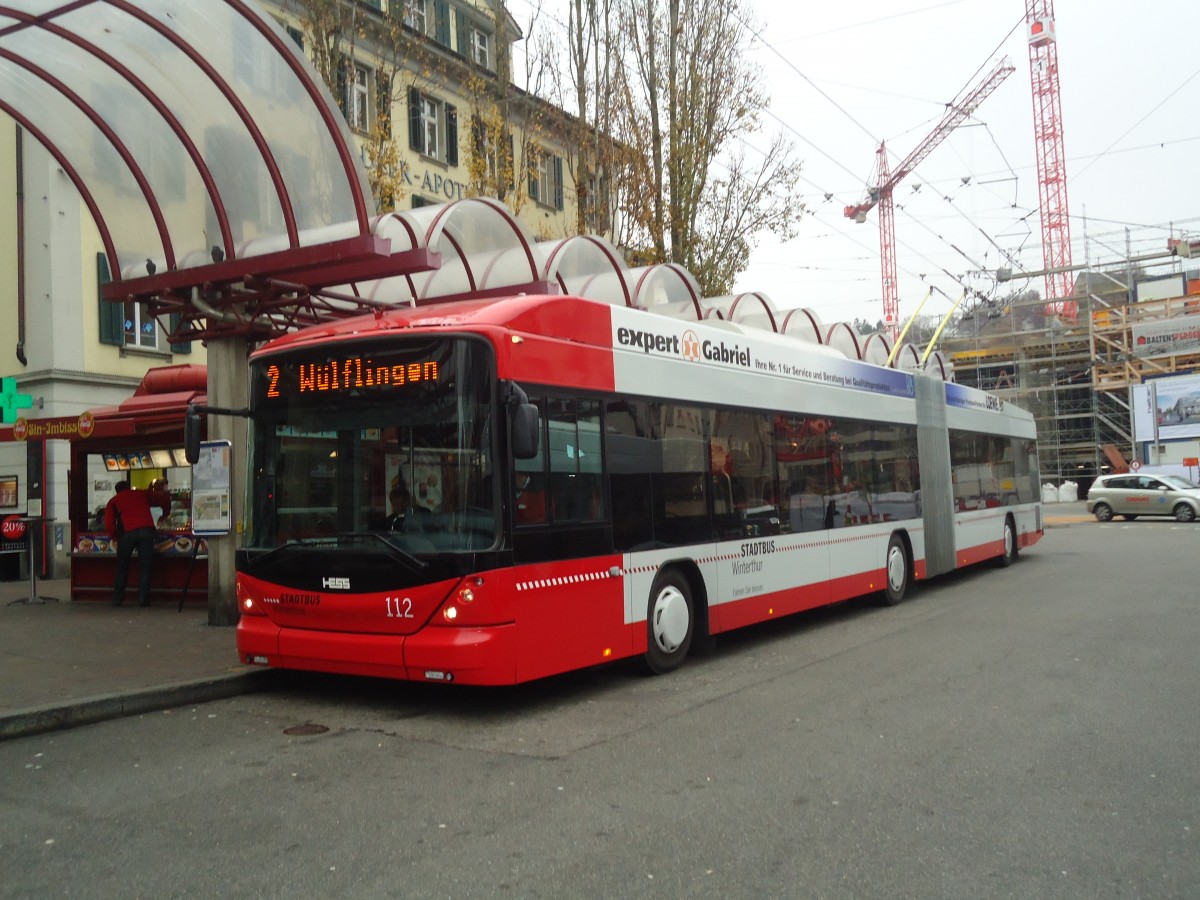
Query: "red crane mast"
1026 1 1074 319
846 57 1015 340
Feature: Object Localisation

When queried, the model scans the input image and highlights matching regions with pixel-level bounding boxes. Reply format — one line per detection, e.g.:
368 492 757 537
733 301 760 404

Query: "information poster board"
191 440 232 536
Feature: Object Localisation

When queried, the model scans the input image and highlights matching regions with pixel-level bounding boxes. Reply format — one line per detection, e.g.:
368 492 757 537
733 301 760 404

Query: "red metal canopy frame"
103 236 442 344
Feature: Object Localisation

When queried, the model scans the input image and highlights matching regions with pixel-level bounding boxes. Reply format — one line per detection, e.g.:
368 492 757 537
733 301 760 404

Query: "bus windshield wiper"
252 538 326 566
342 532 428 571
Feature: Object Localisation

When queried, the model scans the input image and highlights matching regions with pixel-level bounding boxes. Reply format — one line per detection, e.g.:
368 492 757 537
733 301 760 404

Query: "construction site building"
942 259 1200 495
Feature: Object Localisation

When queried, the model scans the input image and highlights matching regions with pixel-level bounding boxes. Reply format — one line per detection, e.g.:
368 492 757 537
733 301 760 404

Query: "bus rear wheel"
996 516 1018 567
880 533 910 606
644 569 694 674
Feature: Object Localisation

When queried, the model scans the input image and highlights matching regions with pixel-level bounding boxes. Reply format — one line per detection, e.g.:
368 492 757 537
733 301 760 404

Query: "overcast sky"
510 0 1200 327
734 0 1200 325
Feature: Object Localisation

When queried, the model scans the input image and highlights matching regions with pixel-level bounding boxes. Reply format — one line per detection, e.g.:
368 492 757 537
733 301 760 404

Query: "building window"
404 0 427 33
420 96 440 159
472 115 514 191
406 0 450 45
482 130 502 185
531 154 547 202
470 27 490 68
408 88 458 165
348 64 371 132
123 302 161 350
529 149 564 210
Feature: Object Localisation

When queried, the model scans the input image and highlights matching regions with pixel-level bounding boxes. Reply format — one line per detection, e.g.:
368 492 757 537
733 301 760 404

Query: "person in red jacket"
105 479 171 607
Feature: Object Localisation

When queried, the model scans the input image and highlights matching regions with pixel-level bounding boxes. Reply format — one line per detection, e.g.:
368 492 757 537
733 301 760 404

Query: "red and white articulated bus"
232 293 1043 685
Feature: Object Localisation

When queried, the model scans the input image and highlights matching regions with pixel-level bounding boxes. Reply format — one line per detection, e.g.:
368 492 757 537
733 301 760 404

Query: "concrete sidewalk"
0 577 276 741
0 504 1093 741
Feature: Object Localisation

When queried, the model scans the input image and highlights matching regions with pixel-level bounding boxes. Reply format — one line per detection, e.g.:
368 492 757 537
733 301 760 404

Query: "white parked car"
1087 473 1200 522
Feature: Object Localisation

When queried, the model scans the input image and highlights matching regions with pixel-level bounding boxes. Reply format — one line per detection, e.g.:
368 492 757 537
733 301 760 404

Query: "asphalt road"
1 519 1198 899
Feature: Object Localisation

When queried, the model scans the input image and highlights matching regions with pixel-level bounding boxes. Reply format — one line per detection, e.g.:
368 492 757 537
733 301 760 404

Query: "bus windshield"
244 336 497 553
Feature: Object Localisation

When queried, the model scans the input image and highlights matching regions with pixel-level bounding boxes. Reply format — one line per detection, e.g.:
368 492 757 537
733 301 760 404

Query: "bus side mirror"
184 406 203 464
510 403 540 460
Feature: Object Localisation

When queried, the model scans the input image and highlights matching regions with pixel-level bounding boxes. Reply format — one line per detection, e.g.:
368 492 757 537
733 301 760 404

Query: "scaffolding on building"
942 247 1200 489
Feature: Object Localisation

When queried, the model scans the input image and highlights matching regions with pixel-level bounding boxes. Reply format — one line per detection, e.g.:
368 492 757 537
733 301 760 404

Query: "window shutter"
445 104 458 166
434 1 451 46
97 252 123 346
553 156 564 210
408 87 423 153
377 78 392 139
169 312 192 355
335 61 348 117
456 12 469 58
507 133 515 189
471 114 483 154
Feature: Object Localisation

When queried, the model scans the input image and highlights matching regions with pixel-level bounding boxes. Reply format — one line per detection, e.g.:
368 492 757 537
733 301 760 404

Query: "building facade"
265 0 610 239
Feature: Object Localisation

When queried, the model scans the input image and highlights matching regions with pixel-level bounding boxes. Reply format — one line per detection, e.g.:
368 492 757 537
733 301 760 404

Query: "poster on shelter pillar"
191 440 232 536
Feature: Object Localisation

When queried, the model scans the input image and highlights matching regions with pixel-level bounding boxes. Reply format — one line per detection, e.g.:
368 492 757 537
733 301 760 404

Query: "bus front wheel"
644 570 694 674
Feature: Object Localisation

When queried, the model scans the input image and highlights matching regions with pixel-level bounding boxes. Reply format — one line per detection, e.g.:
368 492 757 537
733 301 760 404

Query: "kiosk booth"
69 365 209 605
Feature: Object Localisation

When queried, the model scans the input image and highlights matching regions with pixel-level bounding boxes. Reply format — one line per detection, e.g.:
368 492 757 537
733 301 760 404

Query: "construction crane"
1026 1 1074 320
845 56 1015 340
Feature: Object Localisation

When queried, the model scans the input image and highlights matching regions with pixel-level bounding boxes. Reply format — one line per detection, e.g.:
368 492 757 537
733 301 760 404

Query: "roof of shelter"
0 0 373 278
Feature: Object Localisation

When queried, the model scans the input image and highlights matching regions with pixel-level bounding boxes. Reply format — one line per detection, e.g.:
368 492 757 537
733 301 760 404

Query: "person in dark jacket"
105 480 171 607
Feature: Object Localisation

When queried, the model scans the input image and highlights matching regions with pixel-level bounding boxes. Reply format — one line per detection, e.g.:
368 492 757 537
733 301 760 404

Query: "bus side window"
605 398 654 549
546 397 605 523
655 404 710 544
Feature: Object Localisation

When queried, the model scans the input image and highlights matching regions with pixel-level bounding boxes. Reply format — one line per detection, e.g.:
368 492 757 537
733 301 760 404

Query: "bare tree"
464 1 557 225
607 0 804 295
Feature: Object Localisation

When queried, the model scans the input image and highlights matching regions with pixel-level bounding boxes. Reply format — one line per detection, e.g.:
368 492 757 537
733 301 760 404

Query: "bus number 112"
385 596 414 618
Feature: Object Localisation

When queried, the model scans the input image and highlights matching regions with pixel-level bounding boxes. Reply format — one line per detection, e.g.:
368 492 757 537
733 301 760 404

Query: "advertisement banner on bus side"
609 308 915 400
945 382 1006 413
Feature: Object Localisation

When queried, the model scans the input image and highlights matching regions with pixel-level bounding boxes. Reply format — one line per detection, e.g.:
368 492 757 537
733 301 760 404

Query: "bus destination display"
264 355 440 400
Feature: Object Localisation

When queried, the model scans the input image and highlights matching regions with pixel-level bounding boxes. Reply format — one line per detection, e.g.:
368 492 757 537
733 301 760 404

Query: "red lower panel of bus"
954 524 1042 568
239 614 520 684
712 568 886 633
956 537 1004 568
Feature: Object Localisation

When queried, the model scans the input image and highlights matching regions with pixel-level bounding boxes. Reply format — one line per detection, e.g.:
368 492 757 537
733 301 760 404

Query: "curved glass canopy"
0 0 373 279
